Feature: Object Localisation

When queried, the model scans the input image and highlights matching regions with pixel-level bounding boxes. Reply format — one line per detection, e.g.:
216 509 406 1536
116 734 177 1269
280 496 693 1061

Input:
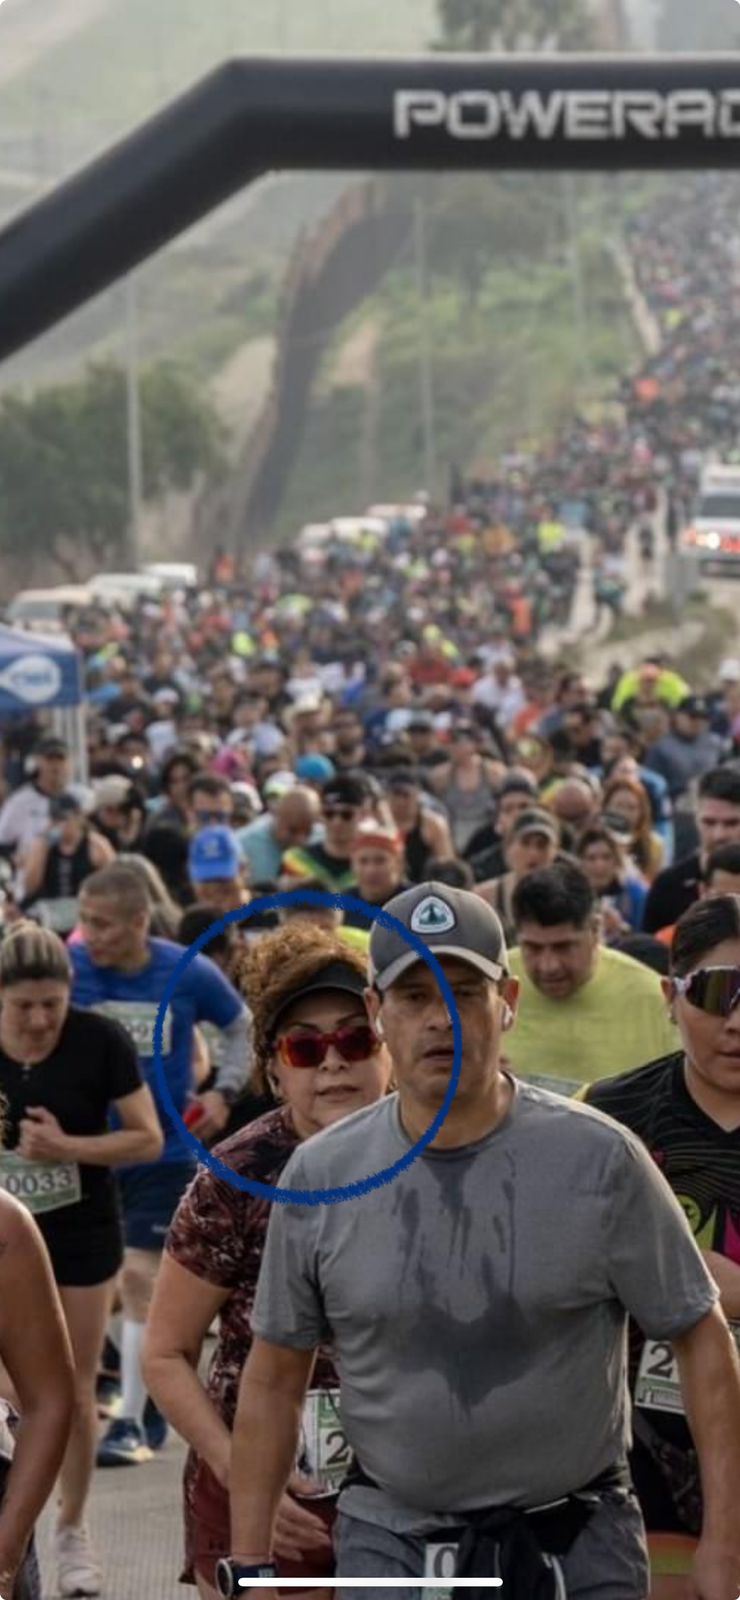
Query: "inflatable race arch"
1 52 740 362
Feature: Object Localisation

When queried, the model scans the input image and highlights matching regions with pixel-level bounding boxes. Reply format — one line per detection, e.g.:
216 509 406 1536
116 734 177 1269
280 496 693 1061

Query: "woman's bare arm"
0 1196 74 1590
143 1253 231 1484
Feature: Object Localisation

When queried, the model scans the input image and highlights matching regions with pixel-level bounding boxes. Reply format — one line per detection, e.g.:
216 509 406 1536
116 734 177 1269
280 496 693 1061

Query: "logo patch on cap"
410 895 456 936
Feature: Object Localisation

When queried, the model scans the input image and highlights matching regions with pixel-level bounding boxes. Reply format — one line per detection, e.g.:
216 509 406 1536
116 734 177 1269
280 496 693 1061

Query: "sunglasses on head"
323 806 357 823
277 1021 379 1070
673 966 740 1018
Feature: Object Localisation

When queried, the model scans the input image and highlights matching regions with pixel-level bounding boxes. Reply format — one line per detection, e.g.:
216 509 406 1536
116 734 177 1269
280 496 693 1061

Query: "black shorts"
39 1207 124 1289
43 1229 123 1288
118 1162 195 1253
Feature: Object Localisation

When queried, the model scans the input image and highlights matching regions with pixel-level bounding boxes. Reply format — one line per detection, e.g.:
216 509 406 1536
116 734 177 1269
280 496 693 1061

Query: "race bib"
32 897 79 935
424 1539 460 1598
94 1001 172 1057
298 1388 351 1493
524 1073 583 1098
635 1323 740 1414
0 1152 81 1215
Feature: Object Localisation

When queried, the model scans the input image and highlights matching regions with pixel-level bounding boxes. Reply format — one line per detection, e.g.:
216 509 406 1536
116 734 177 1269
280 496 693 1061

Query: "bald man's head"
274 786 320 848
551 778 599 831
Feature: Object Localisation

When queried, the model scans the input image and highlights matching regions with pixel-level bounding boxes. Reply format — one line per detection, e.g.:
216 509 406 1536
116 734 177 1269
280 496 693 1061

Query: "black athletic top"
585 1051 739 1449
0 1007 143 1282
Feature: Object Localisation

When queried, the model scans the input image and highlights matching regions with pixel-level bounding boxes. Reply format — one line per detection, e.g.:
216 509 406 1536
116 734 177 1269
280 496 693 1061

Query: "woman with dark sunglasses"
583 893 740 1599
143 924 391 1600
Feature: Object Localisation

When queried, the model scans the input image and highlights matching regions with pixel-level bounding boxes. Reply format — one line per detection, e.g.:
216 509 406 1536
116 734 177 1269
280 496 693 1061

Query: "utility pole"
562 173 592 393
414 195 437 498
124 273 144 569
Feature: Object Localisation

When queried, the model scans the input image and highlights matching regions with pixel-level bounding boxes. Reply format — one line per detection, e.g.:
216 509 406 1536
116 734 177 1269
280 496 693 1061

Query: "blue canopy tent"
0 624 87 780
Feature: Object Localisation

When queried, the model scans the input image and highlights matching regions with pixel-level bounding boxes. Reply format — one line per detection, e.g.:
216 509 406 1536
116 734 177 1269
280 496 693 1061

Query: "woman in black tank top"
22 794 114 933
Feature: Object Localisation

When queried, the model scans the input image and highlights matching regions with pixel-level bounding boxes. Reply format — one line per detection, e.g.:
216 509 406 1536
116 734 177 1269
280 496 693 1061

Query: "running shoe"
96 1417 152 1466
143 1395 169 1452
54 1523 103 1597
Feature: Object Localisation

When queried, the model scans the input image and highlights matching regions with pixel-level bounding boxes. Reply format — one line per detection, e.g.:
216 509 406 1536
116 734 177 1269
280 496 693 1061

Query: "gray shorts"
335 1489 649 1600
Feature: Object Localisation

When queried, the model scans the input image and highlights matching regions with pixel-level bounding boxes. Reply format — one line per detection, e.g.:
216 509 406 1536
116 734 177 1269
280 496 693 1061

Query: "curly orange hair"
237 924 368 1094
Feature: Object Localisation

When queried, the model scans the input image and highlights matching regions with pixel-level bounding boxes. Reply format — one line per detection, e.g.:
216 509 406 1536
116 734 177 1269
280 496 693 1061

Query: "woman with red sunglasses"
143 925 391 1600
583 894 740 1599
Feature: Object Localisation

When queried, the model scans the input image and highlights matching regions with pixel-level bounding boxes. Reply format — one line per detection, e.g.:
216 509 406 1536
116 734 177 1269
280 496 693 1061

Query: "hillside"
0 0 435 392
270 175 643 538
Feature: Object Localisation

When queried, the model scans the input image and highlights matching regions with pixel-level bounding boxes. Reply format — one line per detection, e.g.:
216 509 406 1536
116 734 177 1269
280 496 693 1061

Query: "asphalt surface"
39 1431 188 1599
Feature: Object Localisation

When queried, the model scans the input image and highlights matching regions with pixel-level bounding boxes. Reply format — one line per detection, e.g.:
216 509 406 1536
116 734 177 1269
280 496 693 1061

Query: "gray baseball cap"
369 882 508 993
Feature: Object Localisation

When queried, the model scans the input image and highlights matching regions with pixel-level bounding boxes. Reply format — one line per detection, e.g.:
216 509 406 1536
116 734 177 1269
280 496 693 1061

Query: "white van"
141 562 198 590
6 586 93 633
681 463 740 576
88 572 163 608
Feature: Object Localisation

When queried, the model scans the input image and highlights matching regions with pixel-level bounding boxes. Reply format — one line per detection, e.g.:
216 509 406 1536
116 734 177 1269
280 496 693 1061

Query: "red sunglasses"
277 1022 379 1070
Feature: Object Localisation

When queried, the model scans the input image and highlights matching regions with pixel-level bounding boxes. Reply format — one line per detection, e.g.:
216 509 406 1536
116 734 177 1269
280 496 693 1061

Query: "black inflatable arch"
1 52 740 363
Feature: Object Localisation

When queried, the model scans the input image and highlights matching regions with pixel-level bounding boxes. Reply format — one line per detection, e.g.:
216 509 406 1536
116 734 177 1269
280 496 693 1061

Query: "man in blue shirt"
71 862 251 1465
237 786 318 886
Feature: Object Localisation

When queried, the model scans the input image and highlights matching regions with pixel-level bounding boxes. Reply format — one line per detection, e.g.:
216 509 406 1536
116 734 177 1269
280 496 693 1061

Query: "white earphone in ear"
501 1004 514 1032
375 1016 385 1039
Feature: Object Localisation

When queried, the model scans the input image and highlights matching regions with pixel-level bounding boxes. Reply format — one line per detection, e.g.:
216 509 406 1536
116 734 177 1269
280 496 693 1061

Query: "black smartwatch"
215 1559 278 1596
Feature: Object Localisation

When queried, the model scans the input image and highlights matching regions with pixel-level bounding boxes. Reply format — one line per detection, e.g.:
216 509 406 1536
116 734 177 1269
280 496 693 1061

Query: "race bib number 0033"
0 1152 81 1215
298 1389 351 1493
635 1322 740 1414
94 1001 172 1057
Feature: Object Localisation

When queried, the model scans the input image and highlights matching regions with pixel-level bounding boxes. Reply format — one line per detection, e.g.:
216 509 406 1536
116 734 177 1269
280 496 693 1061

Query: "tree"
424 174 562 308
0 359 225 579
437 0 596 51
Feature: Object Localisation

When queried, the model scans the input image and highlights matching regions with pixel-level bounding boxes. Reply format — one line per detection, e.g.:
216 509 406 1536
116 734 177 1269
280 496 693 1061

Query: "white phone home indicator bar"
238 1581 503 1589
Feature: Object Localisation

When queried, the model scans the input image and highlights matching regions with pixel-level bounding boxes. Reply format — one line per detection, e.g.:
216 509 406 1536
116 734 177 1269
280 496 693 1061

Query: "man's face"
352 847 402 904
367 956 518 1116
191 788 234 829
193 878 242 914
387 784 418 830
562 677 588 708
517 918 599 1000
497 791 535 839
333 716 362 753
37 753 70 796
564 712 597 750
637 670 660 703
507 831 557 877
407 726 436 757
274 801 315 849
79 893 148 969
234 695 265 730
698 799 740 856
322 800 362 856
675 711 704 741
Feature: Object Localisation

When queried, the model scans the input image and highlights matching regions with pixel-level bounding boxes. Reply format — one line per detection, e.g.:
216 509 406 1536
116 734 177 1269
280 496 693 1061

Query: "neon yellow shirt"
506 945 679 1094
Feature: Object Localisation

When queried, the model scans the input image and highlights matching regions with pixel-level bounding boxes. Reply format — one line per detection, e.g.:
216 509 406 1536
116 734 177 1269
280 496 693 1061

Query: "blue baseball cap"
188 826 242 883
295 754 336 784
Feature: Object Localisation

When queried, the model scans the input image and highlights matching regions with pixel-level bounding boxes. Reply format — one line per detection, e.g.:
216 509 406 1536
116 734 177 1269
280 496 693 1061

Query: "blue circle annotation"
152 888 462 1206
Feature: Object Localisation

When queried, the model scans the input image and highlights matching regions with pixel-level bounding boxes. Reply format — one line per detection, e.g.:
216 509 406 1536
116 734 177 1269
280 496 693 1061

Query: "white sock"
120 1320 147 1430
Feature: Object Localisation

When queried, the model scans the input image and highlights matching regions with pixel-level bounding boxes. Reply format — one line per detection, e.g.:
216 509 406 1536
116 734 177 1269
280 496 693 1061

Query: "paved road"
39 1433 188 1599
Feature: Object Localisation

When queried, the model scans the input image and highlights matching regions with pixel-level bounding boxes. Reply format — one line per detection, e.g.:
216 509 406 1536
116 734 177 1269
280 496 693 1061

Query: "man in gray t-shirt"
222 884 740 1600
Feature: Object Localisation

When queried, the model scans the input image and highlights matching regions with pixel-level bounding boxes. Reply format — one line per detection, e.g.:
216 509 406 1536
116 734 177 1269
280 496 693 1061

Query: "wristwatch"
215 1558 278 1596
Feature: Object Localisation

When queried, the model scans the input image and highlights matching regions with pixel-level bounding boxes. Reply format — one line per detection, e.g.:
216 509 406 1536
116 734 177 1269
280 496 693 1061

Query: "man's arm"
674 1305 740 1600
230 1337 316 1560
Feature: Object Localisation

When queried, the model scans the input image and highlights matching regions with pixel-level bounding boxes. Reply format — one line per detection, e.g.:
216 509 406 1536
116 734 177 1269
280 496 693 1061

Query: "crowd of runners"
0 175 739 1600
